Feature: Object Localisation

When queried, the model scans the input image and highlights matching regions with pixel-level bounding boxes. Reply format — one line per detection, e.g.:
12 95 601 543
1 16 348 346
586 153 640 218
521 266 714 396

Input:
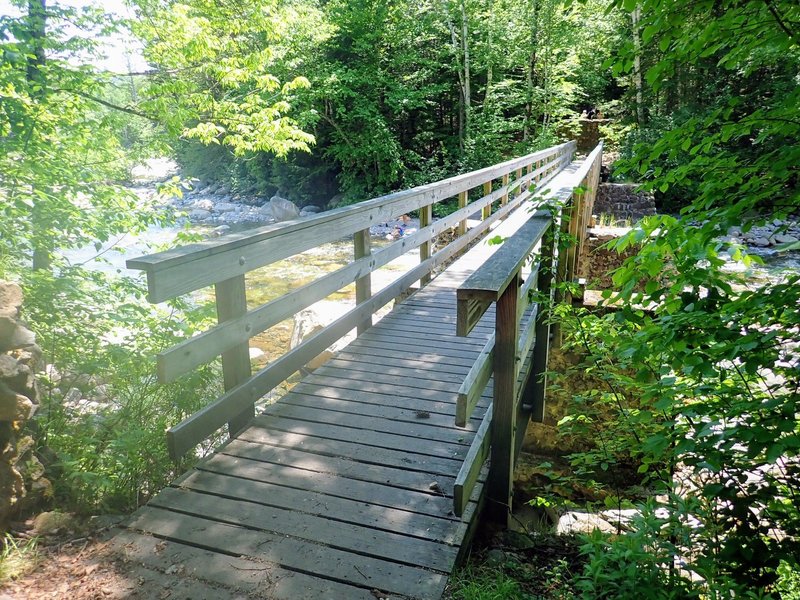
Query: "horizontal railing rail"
452 142 603 521
128 141 578 460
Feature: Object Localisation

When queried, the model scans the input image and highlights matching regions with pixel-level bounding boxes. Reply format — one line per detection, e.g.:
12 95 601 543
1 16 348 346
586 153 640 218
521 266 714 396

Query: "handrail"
127 140 578 460
452 141 603 520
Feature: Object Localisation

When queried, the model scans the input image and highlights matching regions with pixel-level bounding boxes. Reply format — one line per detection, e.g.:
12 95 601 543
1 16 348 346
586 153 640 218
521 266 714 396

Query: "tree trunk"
631 4 645 126
461 0 470 138
27 0 51 272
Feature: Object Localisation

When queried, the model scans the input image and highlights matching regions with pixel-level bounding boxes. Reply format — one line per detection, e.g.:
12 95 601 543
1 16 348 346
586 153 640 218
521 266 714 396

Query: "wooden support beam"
527 229 555 423
457 190 468 236
486 272 520 525
482 182 492 220
501 174 509 206
419 204 433 286
215 275 253 437
354 228 372 336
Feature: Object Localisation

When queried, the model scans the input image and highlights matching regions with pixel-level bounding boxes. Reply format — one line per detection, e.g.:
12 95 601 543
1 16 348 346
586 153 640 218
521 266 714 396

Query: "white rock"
215 202 239 213
270 196 300 222
291 301 354 370
556 511 617 535
188 209 212 220
249 347 265 360
192 199 214 211
774 234 798 244
300 205 322 214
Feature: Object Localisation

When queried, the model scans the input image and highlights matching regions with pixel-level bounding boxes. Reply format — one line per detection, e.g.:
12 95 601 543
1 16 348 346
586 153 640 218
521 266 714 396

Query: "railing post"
419 203 433 286
354 228 372 335
515 168 523 198
457 191 468 236
482 181 492 220
501 175 509 206
527 228 555 422
487 271 520 525
215 274 253 437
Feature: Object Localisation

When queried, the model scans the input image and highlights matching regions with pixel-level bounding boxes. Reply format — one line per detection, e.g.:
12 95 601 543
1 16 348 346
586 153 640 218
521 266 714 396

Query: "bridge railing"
453 141 603 521
128 141 577 459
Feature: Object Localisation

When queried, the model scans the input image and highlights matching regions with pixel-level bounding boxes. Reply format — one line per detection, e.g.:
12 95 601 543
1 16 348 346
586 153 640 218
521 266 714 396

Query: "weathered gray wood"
457 215 551 304
420 203 433 286
267 401 472 446
215 275 253 436
454 405 492 517
517 304 539 367
149 487 458 571
126 507 449 598
127 142 575 303
207 443 462 514
282 391 482 432
457 190 468 236
456 335 494 427
112 531 392 600
354 227 372 335
174 468 466 543
486 272 519 524
501 174 509 206
481 181 492 220
529 216 556 423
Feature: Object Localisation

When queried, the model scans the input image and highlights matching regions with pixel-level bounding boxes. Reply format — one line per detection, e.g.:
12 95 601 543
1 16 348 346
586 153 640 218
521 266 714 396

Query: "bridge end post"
354 228 373 335
486 272 520 526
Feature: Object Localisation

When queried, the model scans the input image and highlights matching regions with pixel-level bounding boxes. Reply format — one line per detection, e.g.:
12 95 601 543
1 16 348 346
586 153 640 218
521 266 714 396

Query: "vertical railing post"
501 174 509 206
419 203 433 286
458 191 468 236
487 271 520 525
515 168 523 198
527 228 555 422
354 228 372 335
215 274 253 437
482 181 492 220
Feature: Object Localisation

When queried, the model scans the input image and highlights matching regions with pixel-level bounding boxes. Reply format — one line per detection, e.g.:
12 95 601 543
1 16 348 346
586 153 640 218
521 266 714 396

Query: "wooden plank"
456 335 494 427
126 507 450 598
112 531 393 600
266 401 472 446
174 469 466 543
290 380 489 420
354 227 372 335
486 273 519 524
322 357 466 384
252 411 468 461
281 391 481 432
454 405 492 517
339 344 479 369
215 275 253 436
201 447 465 517
312 364 460 394
298 371 482 403
239 421 466 475
127 142 575 303
501 174 509 206
149 487 458 571
332 350 475 377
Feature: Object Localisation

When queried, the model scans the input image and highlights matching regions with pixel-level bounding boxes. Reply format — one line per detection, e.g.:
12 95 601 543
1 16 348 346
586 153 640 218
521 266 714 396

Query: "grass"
0 534 41 584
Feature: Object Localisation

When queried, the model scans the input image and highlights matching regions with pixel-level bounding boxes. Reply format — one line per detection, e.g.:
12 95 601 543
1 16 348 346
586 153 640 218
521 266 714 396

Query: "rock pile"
727 220 800 248
593 183 657 224
0 282 50 528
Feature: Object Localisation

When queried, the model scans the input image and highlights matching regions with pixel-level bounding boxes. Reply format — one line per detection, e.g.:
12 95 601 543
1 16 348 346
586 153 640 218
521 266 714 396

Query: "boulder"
328 193 346 209
0 283 23 319
557 511 618 535
0 317 36 352
214 202 239 213
192 199 214 211
270 195 301 222
300 205 322 214
0 382 35 422
188 208 212 221
291 301 354 370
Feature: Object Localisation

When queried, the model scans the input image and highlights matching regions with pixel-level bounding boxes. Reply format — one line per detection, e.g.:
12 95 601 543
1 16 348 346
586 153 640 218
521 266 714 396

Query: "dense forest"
0 0 799 597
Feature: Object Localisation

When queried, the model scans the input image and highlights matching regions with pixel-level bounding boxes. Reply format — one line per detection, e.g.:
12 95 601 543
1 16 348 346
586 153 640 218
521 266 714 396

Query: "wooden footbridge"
118 140 602 599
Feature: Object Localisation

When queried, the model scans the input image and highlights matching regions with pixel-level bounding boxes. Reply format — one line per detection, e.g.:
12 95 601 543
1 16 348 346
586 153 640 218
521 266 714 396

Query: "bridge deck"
111 235 512 599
